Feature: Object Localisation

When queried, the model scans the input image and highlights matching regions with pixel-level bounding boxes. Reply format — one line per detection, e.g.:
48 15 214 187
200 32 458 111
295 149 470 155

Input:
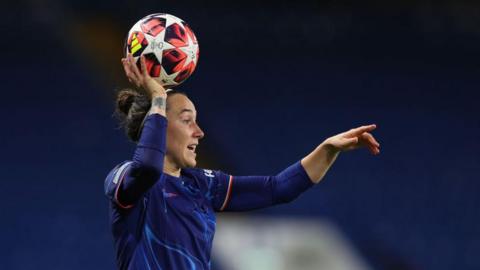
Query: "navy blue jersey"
105 114 313 270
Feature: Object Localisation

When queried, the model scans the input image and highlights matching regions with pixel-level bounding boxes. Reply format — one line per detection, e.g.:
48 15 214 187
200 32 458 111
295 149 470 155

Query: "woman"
105 54 380 270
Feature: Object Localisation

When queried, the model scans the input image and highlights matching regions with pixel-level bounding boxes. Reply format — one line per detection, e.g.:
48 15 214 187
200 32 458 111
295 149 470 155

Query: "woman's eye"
182 119 191 124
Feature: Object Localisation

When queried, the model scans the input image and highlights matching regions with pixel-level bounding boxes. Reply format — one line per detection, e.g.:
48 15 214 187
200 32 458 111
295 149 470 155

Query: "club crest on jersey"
203 169 214 178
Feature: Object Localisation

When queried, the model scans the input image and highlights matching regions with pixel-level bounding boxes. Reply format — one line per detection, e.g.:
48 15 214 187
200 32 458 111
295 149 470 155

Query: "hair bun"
116 89 138 115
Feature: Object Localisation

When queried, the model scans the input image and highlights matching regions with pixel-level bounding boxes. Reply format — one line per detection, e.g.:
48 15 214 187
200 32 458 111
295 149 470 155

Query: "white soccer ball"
125 13 200 87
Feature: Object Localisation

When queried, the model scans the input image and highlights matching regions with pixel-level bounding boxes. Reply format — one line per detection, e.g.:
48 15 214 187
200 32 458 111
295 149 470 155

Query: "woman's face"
165 94 204 168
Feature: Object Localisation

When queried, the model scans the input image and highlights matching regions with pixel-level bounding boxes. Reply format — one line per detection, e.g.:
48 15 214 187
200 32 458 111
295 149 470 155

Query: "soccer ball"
125 13 199 88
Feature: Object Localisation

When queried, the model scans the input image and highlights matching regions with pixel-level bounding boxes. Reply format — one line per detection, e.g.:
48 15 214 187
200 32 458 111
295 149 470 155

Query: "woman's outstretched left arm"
215 124 380 212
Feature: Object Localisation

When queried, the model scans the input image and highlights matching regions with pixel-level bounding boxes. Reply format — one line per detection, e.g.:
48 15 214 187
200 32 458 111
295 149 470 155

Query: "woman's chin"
184 158 197 168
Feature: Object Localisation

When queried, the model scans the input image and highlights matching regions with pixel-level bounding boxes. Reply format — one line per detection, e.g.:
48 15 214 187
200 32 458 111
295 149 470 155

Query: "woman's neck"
163 157 181 177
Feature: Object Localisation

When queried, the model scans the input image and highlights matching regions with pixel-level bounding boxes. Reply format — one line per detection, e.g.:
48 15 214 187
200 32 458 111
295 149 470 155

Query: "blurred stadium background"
2 0 479 269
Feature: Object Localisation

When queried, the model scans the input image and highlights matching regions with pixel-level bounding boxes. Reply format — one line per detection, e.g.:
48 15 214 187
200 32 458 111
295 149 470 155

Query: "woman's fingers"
341 129 381 154
122 58 139 85
128 54 142 82
360 132 380 155
345 124 376 138
122 54 147 87
362 132 380 148
140 55 150 77
324 125 380 155
121 58 131 76
121 55 166 98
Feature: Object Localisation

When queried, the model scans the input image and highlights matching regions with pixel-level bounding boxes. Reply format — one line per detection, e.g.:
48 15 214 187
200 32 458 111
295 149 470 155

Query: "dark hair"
115 88 186 142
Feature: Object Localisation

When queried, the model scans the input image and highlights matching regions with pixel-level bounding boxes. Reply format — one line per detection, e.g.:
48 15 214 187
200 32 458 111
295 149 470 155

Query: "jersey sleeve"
104 114 168 209
212 161 314 212
207 169 234 211
104 161 135 208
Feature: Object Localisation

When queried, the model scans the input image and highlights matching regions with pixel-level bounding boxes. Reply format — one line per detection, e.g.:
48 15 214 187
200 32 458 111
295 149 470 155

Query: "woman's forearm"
301 142 340 184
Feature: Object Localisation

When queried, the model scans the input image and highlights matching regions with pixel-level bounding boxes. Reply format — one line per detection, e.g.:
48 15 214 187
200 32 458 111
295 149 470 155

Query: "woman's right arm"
105 55 168 209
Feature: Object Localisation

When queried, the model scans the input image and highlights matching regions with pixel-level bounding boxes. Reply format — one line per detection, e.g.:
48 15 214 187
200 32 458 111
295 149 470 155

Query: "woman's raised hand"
121 54 167 98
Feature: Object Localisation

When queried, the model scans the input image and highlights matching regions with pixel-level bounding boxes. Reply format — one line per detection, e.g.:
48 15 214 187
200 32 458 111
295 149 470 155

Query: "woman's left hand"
322 124 380 155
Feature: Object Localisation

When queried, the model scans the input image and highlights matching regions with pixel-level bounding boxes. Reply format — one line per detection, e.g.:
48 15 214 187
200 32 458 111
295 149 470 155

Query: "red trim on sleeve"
114 168 135 209
220 175 233 211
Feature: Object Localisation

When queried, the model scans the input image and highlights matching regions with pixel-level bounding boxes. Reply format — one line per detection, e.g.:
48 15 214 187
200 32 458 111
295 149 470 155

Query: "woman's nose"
193 123 204 139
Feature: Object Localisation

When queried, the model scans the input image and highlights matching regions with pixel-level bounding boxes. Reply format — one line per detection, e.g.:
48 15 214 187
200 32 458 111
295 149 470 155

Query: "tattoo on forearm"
151 97 166 110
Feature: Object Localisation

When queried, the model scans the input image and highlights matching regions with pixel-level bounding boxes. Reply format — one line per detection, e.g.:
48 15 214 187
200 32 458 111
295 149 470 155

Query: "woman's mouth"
187 144 197 153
